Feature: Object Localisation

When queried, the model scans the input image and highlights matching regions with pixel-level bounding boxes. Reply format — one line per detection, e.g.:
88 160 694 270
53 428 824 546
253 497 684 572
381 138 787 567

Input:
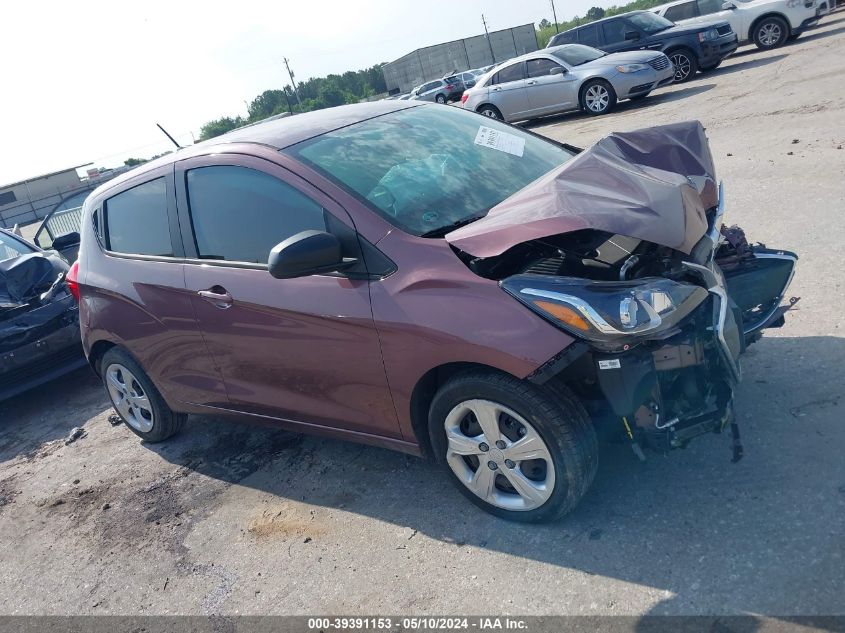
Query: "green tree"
124 157 147 167
199 116 246 141
248 90 289 121
539 18 551 28
586 6 606 20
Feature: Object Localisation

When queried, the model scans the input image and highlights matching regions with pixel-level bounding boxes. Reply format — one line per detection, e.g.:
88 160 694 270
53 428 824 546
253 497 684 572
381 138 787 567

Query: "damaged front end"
0 250 85 400
446 122 798 458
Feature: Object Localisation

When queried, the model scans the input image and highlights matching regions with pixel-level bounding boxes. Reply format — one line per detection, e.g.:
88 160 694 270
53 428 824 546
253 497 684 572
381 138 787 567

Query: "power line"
481 14 496 63
283 57 303 108
550 0 560 33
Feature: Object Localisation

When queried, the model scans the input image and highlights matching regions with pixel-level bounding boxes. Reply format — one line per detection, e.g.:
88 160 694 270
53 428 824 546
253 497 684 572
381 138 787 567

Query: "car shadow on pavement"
793 24 845 43
707 53 788 76
0 366 105 462
138 333 844 616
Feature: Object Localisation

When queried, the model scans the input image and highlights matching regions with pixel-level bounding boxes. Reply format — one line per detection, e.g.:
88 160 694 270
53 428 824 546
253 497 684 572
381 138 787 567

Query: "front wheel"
429 371 598 522
101 348 185 442
580 79 617 116
754 16 789 49
668 49 698 82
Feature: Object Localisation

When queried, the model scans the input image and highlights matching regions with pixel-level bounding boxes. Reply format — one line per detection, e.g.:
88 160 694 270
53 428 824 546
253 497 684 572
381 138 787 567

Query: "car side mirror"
549 66 566 75
721 1 737 8
52 232 80 252
625 31 640 41
268 230 356 279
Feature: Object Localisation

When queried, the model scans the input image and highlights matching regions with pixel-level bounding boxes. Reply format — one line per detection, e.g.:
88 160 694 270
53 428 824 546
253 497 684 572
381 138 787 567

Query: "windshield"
0 231 35 262
288 105 574 237
627 11 675 33
548 44 607 66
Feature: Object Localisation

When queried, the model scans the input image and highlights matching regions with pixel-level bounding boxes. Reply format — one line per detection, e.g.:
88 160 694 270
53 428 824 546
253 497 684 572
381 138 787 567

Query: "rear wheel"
580 79 617 115
435 94 447 104
668 49 698 82
101 348 185 442
753 16 789 49
477 104 503 120
428 371 598 522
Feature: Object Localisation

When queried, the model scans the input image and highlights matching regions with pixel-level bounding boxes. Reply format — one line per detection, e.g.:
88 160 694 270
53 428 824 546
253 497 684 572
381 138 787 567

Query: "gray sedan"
460 44 675 121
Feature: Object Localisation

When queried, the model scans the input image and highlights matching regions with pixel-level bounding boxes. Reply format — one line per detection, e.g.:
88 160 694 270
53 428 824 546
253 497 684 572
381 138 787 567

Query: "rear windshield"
286 105 574 237
548 44 607 66
0 231 35 262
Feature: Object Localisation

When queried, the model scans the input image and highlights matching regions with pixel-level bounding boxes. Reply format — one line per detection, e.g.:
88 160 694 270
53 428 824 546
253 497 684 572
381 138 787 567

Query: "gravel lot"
1 15 844 617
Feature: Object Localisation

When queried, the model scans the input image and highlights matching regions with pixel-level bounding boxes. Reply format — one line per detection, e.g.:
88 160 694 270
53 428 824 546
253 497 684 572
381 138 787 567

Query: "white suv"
652 0 820 49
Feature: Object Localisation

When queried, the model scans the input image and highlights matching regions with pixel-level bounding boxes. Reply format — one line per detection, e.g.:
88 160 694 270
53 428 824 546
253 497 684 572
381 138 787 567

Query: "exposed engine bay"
444 121 798 460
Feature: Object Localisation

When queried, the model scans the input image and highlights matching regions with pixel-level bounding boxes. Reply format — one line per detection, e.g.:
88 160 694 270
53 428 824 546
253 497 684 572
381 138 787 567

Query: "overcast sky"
1 0 613 184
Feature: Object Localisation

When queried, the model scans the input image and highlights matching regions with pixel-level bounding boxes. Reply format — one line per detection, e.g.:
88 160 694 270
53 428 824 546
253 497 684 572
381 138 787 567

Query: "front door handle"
526 80 537 85
197 287 233 309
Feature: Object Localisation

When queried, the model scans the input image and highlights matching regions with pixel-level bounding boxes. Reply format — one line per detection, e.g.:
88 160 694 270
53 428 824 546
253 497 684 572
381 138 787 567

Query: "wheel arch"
87 339 117 376
750 12 792 37
475 102 503 118
409 361 518 460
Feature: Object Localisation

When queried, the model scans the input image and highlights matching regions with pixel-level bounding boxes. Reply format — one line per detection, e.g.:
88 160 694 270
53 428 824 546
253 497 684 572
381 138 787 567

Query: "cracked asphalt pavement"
0 15 843 617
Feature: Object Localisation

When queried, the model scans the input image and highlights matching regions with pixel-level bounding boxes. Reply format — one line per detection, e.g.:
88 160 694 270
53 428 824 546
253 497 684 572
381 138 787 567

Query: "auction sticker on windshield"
474 125 525 157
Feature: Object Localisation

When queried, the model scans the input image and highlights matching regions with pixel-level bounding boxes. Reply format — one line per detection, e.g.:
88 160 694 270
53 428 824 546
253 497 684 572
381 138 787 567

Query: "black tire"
428 371 598 523
435 94 447 104
667 48 698 82
101 347 185 443
579 79 617 116
477 104 503 120
787 32 801 41
753 16 789 49
699 60 722 72
629 91 651 101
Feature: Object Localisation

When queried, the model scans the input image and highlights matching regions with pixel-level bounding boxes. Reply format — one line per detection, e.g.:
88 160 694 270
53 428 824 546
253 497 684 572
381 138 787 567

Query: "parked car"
0 228 85 400
410 78 464 103
72 102 797 522
33 204 84 262
548 10 739 82
454 71 480 89
653 0 819 49
460 44 675 120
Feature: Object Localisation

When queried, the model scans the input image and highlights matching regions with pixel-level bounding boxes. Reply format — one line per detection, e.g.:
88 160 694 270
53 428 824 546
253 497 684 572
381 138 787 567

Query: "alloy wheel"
105 363 155 433
584 84 610 113
443 399 555 511
670 53 692 82
480 108 499 119
758 22 782 47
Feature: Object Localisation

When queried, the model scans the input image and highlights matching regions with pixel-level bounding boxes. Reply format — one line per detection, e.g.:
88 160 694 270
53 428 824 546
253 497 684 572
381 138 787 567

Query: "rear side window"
552 31 577 45
104 178 173 257
186 166 326 264
665 1 699 20
696 0 723 13
492 62 525 85
578 24 601 47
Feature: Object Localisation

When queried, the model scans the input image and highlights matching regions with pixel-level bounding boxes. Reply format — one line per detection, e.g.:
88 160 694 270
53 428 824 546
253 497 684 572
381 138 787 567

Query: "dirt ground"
1 15 844 617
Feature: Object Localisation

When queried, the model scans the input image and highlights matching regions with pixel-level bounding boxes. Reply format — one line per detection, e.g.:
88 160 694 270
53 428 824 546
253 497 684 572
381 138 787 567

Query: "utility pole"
283 57 303 108
481 14 496 63
550 0 560 33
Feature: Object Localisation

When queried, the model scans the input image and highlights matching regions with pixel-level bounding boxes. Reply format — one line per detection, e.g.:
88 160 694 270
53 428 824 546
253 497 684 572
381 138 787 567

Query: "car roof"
560 10 649 29
651 0 689 9
94 101 420 195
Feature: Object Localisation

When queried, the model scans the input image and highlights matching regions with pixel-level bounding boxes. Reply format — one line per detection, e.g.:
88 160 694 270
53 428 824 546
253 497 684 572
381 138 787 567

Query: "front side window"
627 11 674 33
186 166 326 264
0 231 34 262
105 178 173 257
603 19 631 44
526 58 561 78
578 24 601 47
665 1 699 20
493 62 525 85
288 105 574 237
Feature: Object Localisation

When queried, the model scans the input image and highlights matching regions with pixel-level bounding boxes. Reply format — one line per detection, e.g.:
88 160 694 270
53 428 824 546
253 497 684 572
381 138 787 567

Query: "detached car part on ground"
0 229 85 401
73 103 797 522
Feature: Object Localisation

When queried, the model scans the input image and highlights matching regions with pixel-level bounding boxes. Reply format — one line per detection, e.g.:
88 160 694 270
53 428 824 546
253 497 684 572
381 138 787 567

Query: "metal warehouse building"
383 23 539 94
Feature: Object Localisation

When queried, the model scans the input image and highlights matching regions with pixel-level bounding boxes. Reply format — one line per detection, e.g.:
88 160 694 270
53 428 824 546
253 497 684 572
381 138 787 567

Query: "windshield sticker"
474 126 525 157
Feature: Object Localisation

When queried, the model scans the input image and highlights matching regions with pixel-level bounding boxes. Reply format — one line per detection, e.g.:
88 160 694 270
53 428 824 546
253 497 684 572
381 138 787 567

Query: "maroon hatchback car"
72 102 797 521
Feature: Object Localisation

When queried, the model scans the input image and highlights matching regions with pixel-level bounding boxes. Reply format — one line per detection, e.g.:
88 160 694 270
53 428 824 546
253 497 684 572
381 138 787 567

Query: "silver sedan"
460 44 675 122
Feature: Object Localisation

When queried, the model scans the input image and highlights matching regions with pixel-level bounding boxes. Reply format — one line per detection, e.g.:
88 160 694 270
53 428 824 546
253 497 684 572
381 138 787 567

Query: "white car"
652 0 821 49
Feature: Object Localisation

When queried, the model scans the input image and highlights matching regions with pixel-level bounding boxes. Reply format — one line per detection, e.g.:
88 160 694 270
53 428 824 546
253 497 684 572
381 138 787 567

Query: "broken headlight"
501 274 709 348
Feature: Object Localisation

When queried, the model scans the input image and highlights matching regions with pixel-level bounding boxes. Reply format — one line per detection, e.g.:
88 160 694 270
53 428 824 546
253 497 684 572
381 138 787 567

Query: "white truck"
652 0 822 49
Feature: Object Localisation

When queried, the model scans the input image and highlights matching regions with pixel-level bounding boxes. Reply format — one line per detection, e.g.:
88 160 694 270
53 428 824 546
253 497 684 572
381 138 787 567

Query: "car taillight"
446 84 455 90
461 93 469 104
66 260 80 302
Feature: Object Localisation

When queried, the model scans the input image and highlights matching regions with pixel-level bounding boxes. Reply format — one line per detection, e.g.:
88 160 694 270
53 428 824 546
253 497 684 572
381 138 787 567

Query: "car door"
523 57 578 116
174 154 401 438
662 0 703 25
487 61 531 120
696 0 743 35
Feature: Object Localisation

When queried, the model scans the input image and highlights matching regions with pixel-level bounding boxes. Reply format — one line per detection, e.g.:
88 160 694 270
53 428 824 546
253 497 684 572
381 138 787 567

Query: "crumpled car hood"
446 120 718 258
